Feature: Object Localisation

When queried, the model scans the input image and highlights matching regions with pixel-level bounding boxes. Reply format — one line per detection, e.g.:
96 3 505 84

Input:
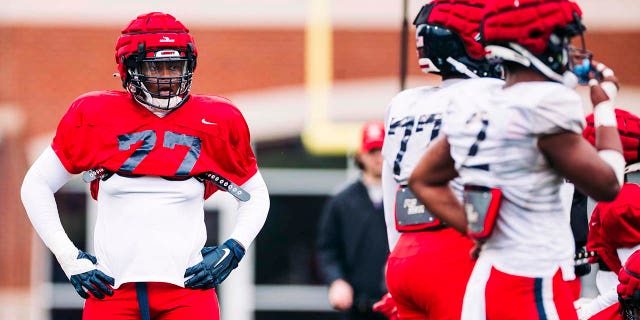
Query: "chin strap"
446 57 479 79
129 83 183 113
140 83 183 110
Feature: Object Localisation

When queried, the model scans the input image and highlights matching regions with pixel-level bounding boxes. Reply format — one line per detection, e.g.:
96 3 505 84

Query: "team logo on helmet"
159 36 176 43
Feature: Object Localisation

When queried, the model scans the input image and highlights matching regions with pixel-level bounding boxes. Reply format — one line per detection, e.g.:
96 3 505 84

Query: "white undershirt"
21 146 269 287
365 182 383 208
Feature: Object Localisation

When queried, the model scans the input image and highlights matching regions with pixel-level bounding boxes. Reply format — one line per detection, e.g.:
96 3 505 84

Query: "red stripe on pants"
484 267 577 320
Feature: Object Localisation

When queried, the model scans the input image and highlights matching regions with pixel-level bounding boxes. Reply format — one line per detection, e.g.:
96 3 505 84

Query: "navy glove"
69 251 114 299
184 239 245 289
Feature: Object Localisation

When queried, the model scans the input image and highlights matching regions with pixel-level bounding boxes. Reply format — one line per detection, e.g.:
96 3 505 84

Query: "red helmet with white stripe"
115 12 197 110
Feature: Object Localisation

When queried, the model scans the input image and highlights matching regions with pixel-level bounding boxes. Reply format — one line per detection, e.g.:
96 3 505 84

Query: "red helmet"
413 0 501 78
481 0 586 86
583 108 640 164
115 12 197 110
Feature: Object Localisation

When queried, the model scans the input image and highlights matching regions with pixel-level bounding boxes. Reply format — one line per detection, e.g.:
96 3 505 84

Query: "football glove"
64 250 114 299
184 239 245 289
373 293 399 320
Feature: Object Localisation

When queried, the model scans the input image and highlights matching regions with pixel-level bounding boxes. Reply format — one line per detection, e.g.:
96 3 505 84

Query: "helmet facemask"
540 12 590 82
125 43 196 111
620 286 640 320
567 24 594 85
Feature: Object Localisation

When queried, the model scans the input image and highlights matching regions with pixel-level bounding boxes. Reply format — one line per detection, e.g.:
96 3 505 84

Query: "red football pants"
589 302 622 320
83 282 219 320
386 228 475 320
485 267 578 320
566 277 581 301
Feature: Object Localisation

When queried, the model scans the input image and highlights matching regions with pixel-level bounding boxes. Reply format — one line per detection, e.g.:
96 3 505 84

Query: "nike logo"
214 248 230 268
202 119 217 125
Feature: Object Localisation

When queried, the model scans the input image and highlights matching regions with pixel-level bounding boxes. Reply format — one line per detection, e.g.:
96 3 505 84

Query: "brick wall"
0 119 30 288
1 24 639 292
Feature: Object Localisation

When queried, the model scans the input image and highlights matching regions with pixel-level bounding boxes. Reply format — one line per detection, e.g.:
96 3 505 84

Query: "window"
255 195 328 285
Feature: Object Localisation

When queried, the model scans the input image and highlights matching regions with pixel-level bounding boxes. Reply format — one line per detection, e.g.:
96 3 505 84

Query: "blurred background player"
378 0 502 318
576 109 640 319
408 0 625 318
20 12 270 320
317 121 389 320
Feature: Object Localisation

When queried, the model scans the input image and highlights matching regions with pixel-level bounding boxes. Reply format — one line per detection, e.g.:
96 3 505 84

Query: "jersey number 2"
117 130 202 175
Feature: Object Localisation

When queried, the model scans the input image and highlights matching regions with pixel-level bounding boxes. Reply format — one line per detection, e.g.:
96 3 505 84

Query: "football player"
20 12 270 320
576 109 640 319
379 0 502 318
408 0 624 319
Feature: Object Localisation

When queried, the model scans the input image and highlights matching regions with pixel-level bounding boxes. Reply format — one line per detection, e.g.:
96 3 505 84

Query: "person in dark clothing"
317 121 389 320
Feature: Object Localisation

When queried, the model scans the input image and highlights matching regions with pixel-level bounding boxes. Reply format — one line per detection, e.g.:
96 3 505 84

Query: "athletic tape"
594 101 617 127
602 68 614 78
599 149 626 186
600 81 618 101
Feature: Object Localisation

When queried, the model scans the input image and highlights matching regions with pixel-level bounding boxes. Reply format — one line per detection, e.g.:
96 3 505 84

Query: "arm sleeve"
316 197 345 284
228 170 270 249
20 146 79 260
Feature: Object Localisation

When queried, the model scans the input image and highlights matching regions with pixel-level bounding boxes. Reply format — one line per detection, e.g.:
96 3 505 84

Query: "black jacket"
316 179 389 305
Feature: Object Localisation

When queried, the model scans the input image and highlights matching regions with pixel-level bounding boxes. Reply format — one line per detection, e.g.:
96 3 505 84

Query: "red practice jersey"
52 90 258 198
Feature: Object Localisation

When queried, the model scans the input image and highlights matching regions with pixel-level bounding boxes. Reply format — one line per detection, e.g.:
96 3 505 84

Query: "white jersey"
95 175 206 288
381 78 503 249
444 78 585 278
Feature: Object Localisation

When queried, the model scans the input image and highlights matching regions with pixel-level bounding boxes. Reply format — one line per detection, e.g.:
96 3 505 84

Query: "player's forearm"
21 147 78 259
594 125 625 188
411 184 467 234
228 170 270 248
591 64 625 186
408 137 465 232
